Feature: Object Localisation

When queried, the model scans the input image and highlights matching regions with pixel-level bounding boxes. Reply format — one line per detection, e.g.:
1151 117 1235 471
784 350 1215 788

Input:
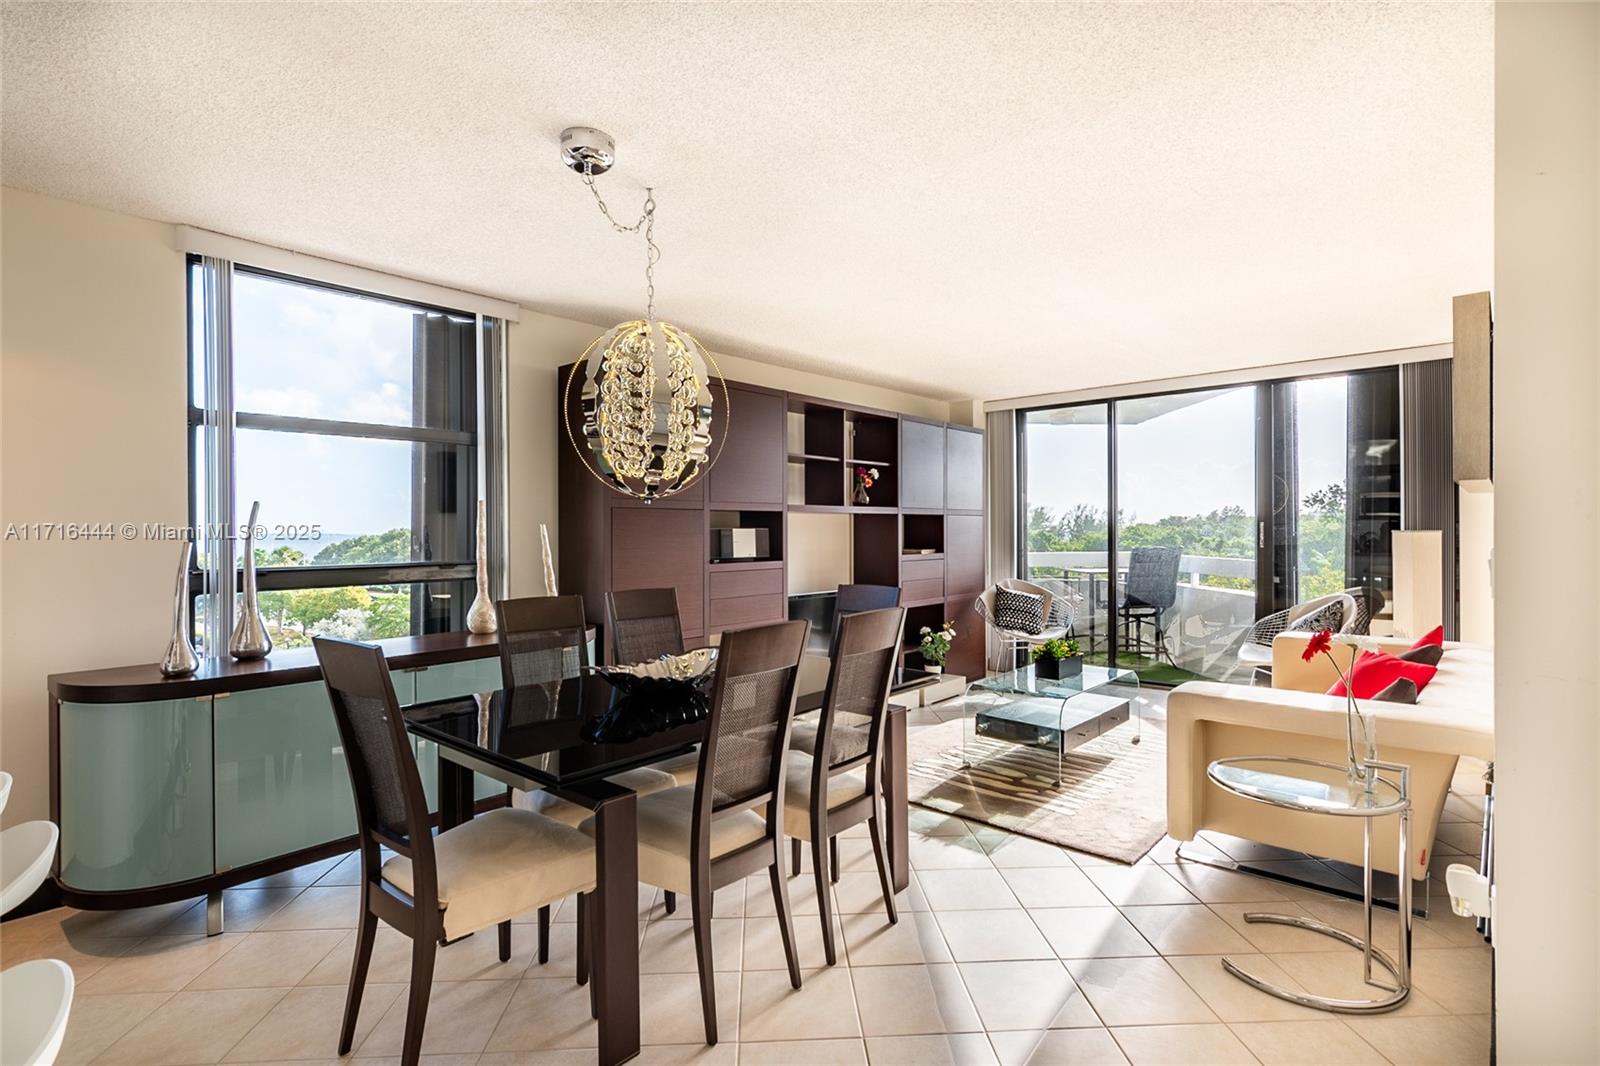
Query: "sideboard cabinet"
48 631 585 911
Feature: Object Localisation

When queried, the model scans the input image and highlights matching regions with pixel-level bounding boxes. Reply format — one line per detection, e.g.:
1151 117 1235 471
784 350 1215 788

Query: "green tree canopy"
312 529 412 565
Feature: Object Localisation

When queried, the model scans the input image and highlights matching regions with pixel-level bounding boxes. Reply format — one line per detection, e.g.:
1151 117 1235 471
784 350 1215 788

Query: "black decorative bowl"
581 662 716 744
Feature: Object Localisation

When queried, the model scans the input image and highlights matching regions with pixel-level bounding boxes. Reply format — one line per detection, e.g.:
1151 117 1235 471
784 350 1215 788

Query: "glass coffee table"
961 663 1141 786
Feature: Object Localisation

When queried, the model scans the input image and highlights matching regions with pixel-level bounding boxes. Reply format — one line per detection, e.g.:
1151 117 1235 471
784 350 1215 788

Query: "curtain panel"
985 408 1017 669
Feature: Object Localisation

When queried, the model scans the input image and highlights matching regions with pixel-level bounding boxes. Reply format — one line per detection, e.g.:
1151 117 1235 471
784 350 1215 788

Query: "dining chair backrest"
696 619 809 816
814 607 904 777
494 595 591 688
607 587 685 665
314 637 436 879
1125 547 1181 611
834 583 901 625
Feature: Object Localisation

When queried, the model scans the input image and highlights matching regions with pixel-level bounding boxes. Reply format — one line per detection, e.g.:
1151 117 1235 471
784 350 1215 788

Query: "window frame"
1014 367 1401 683
185 255 481 618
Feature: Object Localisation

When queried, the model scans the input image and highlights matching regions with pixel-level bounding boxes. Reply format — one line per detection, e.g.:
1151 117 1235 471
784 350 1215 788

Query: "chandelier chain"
583 162 660 321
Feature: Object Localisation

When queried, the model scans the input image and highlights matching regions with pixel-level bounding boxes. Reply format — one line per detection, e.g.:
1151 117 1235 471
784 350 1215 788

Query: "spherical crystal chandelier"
559 127 726 502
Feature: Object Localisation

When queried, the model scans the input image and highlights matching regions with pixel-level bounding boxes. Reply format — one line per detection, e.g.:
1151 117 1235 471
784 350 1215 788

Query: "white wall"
1 188 189 828
1457 482 1493 647
0 188 954 824
1492 3 1600 1060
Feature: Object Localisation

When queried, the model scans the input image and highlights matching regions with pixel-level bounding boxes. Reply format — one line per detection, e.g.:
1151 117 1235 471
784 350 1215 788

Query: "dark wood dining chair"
834 582 901 620
604 586 702 790
606 586 688 663
584 618 811 1045
313 636 598 1066
783 607 905 965
496 595 675 968
792 583 904 760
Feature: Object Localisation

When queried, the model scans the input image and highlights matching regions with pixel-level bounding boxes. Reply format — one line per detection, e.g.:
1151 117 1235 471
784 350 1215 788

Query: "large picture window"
1020 367 1403 685
188 259 499 653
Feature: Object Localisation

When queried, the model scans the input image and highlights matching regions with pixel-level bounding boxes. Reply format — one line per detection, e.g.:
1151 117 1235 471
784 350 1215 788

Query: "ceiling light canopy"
560 127 725 502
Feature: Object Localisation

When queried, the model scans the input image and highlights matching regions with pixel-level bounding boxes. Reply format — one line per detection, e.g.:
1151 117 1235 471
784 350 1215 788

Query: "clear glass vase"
1346 697 1378 795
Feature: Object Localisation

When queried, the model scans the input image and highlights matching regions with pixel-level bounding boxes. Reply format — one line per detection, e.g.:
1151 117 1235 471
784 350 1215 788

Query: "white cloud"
237 386 323 418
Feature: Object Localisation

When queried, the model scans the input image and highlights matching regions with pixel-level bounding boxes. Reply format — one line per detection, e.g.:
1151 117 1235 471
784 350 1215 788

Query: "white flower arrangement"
919 620 956 666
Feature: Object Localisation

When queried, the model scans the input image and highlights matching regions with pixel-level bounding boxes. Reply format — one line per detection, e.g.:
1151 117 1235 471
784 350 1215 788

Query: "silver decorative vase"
466 499 496 634
160 540 200 677
229 500 273 660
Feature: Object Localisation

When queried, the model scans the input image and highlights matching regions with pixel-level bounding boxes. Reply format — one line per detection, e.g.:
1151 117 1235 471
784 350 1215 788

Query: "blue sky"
1024 377 1348 524
230 272 417 539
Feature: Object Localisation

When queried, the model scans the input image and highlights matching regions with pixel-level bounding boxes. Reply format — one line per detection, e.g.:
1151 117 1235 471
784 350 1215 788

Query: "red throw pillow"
1410 625 1445 650
1328 651 1438 700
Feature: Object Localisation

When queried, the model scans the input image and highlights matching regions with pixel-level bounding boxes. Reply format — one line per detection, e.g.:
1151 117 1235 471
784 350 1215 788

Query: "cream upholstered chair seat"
781 751 867 840
648 749 701 787
514 766 677 827
381 808 596 940
582 784 767 896
788 710 871 755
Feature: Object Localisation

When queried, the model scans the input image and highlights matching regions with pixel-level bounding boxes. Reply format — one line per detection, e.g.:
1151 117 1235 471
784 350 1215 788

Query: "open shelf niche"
903 602 949 668
709 509 783 565
845 410 898 508
787 400 846 508
902 513 945 555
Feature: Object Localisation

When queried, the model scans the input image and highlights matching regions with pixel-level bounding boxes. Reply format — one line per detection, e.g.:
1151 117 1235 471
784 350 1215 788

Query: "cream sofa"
1167 632 1493 881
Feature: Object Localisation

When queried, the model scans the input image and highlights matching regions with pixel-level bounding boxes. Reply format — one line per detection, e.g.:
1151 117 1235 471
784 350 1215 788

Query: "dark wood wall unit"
710 384 787 508
942 510 987 679
943 596 986 679
559 368 984 674
852 512 902 588
946 425 985 513
611 507 708 642
900 555 946 608
899 419 947 511
707 560 786 631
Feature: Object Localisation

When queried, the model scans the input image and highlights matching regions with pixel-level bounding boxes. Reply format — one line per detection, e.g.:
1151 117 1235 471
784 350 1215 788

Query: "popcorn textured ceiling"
0 2 1491 402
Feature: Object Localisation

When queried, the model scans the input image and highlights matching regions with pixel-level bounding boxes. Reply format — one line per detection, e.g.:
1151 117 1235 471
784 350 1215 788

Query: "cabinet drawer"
901 576 945 605
901 556 944 582
708 593 786 631
708 566 783 600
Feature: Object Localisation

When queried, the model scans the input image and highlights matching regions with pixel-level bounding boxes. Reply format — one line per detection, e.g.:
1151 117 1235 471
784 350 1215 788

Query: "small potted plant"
1030 637 1082 679
918 621 955 674
852 466 880 506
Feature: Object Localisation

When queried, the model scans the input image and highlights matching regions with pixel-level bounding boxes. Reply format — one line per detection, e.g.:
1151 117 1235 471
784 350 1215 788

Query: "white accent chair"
1 771 76 1066
974 578 1072 671
1235 592 1359 676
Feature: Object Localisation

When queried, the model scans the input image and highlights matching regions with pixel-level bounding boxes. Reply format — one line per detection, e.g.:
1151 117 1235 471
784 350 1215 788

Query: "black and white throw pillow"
993 585 1046 634
1286 599 1346 635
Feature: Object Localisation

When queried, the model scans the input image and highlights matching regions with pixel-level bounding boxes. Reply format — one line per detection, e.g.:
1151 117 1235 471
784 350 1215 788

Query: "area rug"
906 710 1168 864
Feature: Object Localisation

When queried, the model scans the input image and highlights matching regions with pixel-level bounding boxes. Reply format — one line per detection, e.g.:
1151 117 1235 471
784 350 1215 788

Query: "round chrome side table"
1206 755 1413 1013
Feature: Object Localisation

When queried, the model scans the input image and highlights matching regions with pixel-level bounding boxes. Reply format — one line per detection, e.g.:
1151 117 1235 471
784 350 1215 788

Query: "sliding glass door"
1114 387 1260 683
1020 405 1111 661
1017 369 1403 686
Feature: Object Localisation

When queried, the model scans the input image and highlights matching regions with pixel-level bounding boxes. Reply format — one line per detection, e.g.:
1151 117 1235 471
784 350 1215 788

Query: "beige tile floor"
0 693 1493 1065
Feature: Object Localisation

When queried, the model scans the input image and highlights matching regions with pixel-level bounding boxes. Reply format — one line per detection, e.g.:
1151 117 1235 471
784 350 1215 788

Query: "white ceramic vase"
466 500 496 634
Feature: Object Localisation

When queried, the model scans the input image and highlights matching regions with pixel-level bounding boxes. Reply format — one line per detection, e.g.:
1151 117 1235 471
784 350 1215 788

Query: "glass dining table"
402 665 937 1066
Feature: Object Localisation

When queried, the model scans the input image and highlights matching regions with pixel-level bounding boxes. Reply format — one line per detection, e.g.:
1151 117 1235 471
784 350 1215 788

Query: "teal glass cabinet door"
212 682 359 872
412 657 504 703
58 698 214 892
